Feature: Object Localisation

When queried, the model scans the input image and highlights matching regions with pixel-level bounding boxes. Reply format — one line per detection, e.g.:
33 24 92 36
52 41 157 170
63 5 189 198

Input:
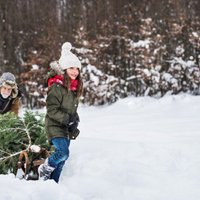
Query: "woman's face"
0 85 12 98
66 67 79 80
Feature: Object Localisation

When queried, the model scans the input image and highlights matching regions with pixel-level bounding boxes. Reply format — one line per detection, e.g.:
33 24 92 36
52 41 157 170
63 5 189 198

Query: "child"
0 72 21 115
38 42 83 183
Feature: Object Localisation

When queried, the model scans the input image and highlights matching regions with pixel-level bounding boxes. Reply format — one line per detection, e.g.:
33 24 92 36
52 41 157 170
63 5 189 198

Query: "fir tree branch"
0 149 28 162
0 127 27 133
0 149 10 156
23 122 32 148
0 122 33 162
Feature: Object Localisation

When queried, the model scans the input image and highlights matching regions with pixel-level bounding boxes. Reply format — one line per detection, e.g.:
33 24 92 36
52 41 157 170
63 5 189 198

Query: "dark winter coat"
0 92 21 115
45 83 79 142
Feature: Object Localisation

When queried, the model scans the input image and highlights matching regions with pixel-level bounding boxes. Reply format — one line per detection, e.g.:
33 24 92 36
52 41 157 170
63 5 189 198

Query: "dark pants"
48 137 70 183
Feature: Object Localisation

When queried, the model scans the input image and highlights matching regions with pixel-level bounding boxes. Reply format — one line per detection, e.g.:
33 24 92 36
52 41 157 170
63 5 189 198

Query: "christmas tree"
0 111 50 174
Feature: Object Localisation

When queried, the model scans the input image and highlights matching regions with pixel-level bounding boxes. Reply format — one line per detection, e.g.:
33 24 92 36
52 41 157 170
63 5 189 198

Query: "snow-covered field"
0 94 200 200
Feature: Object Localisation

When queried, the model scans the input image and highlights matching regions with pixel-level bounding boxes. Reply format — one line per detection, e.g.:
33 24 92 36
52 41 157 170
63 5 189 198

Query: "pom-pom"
62 42 72 52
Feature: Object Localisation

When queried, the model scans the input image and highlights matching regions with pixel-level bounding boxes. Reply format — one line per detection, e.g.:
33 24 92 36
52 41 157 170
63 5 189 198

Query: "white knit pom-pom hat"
58 42 81 70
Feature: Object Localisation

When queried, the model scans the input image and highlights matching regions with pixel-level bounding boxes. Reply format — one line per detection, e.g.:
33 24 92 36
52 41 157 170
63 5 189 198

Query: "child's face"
66 67 79 80
0 85 12 98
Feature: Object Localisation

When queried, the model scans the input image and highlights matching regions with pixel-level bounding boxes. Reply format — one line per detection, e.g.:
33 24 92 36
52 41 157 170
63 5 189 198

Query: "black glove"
68 121 79 133
68 112 79 133
69 112 79 124
69 128 80 140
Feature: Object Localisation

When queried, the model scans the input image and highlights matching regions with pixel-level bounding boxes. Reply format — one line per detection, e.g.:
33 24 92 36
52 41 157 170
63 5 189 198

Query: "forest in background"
0 0 200 107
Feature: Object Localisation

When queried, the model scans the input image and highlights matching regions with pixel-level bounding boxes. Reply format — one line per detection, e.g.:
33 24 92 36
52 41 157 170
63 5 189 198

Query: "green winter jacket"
45 83 79 141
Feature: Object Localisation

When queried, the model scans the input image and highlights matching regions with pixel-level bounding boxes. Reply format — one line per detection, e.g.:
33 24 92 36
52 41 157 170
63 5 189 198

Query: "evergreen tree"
0 111 50 174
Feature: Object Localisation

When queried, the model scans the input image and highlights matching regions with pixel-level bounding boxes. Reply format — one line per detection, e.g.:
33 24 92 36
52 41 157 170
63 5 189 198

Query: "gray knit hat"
0 72 18 98
0 72 16 88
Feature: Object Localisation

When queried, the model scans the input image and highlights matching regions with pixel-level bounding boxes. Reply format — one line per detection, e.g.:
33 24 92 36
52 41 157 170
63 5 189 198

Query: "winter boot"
38 159 55 181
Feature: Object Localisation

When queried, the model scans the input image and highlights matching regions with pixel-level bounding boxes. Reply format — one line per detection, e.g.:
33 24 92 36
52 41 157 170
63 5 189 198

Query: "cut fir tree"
0 111 50 175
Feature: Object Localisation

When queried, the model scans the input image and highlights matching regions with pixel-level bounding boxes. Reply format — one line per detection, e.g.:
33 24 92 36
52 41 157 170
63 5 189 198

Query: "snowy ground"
0 94 200 200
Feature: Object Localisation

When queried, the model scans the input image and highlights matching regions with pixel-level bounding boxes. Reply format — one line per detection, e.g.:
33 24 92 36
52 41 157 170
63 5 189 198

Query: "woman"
38 42 83 183
0 72 21 115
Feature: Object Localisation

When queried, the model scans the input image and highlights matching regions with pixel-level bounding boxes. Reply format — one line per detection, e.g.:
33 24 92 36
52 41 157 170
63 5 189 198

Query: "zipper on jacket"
0 97 12 114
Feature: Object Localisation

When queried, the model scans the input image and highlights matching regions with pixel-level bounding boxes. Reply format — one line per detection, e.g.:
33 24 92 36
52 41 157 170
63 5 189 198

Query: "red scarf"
70 79 78 91
48 75 78 91
48 75 64 88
